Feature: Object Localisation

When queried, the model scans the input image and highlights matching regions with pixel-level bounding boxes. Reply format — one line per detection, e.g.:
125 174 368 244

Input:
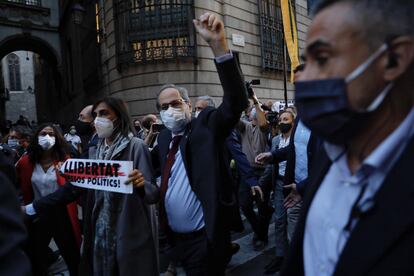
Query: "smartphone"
245 79 260 98
152 123 165 132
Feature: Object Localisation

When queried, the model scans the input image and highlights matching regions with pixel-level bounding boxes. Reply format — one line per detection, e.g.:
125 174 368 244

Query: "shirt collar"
325 107 414 171
172 131 185 138
364 107 414 170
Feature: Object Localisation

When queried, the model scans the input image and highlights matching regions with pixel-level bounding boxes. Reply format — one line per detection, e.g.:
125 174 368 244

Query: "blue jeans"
274 179 302 256
274 179 288 257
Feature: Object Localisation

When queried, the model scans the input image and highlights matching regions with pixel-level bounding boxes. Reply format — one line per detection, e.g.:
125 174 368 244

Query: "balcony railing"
6 0 42 7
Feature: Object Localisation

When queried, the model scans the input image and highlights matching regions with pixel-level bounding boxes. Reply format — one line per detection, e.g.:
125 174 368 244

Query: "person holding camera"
138 114 164 150
236 84 274 251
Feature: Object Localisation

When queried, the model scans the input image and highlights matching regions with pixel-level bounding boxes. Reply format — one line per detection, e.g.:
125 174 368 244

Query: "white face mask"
94 117 114 138
160 107 190 133
194 111 201 118
38 135 55 150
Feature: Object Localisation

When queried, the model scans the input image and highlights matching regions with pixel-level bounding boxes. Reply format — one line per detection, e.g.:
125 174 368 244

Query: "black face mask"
134 126 141 133
75 120 93 136
279 123 292 134
295 43 393 145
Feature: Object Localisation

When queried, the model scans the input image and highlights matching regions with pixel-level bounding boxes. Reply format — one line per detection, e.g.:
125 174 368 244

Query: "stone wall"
2 51 37 122
99 0 311 118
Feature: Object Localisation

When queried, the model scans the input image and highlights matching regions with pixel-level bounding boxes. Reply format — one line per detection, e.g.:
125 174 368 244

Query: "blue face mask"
295 44 393 145
7 138 19 148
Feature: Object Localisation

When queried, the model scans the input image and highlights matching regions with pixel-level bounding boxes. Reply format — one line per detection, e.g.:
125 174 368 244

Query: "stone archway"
0 34 62 125
0 34 60 65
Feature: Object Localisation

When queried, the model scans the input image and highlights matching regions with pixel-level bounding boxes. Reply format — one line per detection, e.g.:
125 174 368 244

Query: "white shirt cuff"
214 51 233 63
25 203 37 216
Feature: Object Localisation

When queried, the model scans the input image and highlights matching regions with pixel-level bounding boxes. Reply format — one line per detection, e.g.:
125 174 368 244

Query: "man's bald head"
79 105 94 123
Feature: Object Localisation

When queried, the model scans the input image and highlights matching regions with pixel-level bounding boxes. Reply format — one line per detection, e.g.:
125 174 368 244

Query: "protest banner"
60 159 134 194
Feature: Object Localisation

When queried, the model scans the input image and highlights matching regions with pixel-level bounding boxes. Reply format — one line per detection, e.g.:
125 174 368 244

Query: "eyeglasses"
160 99 185 111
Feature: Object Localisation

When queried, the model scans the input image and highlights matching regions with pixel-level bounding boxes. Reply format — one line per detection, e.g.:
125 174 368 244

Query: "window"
114 0 196 68
7 0 42 6
258 0 295 71
95 2 104 44
7 53 21 91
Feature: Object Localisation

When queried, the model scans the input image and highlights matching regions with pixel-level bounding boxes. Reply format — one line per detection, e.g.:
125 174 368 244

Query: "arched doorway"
0 35 62 133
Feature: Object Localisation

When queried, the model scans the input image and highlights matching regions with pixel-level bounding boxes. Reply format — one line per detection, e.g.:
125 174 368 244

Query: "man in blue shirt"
278 1 414 275
151 13 249 276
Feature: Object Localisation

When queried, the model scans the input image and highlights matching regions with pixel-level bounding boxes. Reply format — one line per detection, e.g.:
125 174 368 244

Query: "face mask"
160 107 190 133
279 123 292 134
7 138 19 148
94 117 114 138
75 120 93 136
38 135 55 150
69 129 77 135
195 111 201 118
295 43 392 145
250 108 257 120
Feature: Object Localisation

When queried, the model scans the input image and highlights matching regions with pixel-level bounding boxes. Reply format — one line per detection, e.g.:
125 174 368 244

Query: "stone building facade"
97 0 311 118
0 0 63 126
1 51 37 122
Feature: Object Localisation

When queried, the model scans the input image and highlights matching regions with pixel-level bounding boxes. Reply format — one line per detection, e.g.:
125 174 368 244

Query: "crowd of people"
1 0 414 275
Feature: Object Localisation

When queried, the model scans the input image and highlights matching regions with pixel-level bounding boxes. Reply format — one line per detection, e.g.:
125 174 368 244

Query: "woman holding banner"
21 98 159 275
78 96 159 276
16 123 81 276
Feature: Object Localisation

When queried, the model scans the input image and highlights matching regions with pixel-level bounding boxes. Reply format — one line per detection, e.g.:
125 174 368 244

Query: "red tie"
159 135 182 229
160 135 183 197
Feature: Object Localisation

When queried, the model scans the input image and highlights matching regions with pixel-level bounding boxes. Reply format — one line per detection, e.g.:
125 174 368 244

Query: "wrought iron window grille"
6 0 41 7
258 0 295 72
114 0 196 69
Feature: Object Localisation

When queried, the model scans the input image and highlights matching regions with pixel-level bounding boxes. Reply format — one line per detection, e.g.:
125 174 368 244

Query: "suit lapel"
179 122 192 181
159 129 172 170
334 137 414 276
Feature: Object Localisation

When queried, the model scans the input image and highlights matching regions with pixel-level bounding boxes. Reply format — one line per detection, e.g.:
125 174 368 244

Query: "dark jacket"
271 119 321 195
0 146 18 188
226 131 257 188
281 136 414 276
151 57 248 253
0 171 31 275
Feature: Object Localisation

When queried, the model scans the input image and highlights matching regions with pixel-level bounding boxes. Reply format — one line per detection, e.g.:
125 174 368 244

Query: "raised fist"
193 13 230 57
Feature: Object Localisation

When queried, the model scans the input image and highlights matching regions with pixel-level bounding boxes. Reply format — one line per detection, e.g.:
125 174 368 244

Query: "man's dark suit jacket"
271 118 321 195
281 136 414 276
152 57 248 251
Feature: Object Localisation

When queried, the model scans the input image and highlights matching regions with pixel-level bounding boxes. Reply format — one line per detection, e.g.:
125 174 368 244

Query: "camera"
152 123 165 132
245 79 260 98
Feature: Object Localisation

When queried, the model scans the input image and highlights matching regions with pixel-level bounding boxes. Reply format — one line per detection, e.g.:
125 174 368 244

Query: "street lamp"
72 3 86 25
27 86 34 94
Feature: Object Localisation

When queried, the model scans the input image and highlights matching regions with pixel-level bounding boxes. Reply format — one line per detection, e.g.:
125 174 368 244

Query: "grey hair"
156 84 190 110
196 95 216 108
313 0 414 49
